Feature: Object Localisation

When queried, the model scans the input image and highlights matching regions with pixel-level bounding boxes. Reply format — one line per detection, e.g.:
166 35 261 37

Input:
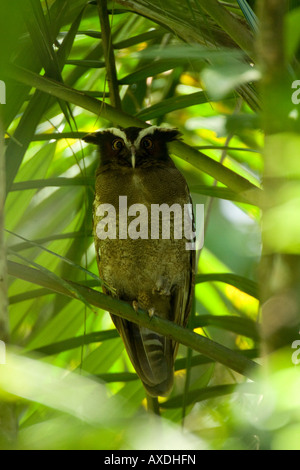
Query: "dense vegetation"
0 0 300 450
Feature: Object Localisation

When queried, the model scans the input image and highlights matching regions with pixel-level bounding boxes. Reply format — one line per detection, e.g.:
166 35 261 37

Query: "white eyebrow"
133 126 175 148
133 126 159 148
103 128 131 148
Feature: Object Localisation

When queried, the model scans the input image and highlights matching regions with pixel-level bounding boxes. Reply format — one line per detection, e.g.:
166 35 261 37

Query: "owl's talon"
148 307 155 318
153 277 171 296
132 301 139 312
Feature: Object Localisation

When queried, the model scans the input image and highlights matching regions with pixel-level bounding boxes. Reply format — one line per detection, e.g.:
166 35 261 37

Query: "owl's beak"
130 146 136 169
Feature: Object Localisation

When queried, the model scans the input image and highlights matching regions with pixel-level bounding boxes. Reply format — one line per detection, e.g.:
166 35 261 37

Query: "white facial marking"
134 126 175 149
134 126 158 149
131 145 136 168
103 128 131 148
96 127 175 168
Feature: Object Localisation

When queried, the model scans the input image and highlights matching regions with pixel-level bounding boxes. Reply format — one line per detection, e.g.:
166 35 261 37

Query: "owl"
83 126 195 397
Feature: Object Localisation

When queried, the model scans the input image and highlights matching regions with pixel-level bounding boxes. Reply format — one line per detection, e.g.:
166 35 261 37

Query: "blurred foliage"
0 0 299 450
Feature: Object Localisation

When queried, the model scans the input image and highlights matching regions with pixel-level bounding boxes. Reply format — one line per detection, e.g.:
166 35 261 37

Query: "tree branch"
97 0 122 111
7 260 260 380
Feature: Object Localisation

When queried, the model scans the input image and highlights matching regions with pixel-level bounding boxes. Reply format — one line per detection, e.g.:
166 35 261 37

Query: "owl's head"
83 126 181 168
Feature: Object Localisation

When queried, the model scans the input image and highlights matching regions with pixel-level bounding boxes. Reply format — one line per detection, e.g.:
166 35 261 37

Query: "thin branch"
97 0 122 111
7 260 260 380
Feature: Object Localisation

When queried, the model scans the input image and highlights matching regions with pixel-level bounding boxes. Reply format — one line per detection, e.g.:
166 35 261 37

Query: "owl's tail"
139 326 174 396
112 314 174 397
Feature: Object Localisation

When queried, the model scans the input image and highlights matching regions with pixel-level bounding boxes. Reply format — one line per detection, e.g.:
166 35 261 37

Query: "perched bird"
83 126 195 397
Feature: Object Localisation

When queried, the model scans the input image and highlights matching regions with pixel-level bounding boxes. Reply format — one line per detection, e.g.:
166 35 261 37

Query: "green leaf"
136 92 209 120
5 143 57 229
65 60 106 68
7 229 106 289
6 64 261 201
113 29 166 49
7 261 260 380
162 382 259 408
202 62 261 100
193 315 259 340
29 330 119 355
195 273 259 299
10 177 94 191
237 0 259 33
9 288 54 304
114 0 254 56
119 60 185 84
133 44 245 61
7 252 97 314
96 372 138 383
10 231 93 252
5 92 53 192
190 185 251 203
5 5 83 191
285 7 300 61
175 349 259 370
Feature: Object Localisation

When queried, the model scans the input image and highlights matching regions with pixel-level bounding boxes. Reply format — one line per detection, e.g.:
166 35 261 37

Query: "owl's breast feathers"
88 127 195 396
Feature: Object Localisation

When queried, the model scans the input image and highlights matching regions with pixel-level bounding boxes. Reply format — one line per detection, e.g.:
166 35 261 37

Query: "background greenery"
0 0 300 450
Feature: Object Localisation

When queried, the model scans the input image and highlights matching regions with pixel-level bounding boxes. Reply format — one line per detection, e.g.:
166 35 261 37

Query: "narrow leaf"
162 382 259 408
237 0 259 33
7 251 97 314
30 330 119 355
10 177 94 191
7 229 104 288
190 185 251 203
193 315 259 340
7 261 260 379
113 29 166 49
65 60 106 68
195 272 259 299
136 92 209 120
119 60 185 84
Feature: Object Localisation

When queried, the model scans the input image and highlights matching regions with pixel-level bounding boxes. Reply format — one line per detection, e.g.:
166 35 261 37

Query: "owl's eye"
112 138 125 151
141 137 153 150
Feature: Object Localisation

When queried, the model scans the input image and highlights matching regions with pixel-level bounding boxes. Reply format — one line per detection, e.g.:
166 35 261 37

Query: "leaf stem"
97 0 122 111
7 260 261 381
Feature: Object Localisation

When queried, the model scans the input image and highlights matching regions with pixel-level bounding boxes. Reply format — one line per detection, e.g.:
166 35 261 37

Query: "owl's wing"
93 208 171 395
110 194 196 396
171 194 196 357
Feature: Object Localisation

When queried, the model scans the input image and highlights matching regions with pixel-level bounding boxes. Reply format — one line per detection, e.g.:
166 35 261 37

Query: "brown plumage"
83 126 195 396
